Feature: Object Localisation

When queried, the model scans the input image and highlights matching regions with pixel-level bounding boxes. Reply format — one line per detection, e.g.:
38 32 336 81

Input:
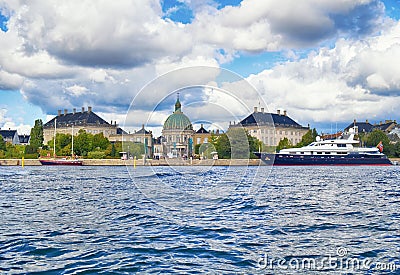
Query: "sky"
0 0 400 136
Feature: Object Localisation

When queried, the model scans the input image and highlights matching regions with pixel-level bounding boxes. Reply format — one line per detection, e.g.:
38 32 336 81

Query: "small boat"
255 134 392 166
39 158 83 166
39 119 83 166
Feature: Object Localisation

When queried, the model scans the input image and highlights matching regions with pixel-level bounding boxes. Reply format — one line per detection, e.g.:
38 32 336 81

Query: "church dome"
163 96 193 131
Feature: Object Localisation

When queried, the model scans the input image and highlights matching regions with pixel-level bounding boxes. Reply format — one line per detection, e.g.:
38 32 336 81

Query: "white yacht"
255 134 391 166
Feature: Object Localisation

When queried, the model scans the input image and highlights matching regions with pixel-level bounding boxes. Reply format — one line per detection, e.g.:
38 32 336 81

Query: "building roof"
43 108 111 128
163 96 193 131
344 120 397 133
0 129 18 139
18 135 30 143
196 124 209 134
116 127 127 135
374 122 396 132
238 111 306 128
344 122 374 133
135 125 151 134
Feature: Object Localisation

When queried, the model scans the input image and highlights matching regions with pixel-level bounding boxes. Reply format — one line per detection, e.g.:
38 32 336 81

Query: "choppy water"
0 165 399 274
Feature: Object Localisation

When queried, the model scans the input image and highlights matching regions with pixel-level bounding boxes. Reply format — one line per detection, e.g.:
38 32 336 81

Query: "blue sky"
1 0 400 135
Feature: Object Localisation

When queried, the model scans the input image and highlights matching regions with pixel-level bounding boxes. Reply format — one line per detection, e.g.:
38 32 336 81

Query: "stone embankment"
2 158 399 166
0 158 265 166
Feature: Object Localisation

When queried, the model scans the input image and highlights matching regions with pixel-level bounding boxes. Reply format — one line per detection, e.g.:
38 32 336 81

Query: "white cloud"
0 108 31 135
190 0 384 51
0 70 24 90
0 0 396 132
65 85 89 97
247 20 400 125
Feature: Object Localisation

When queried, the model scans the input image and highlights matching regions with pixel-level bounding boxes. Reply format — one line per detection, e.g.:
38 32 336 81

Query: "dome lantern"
175 93 182 112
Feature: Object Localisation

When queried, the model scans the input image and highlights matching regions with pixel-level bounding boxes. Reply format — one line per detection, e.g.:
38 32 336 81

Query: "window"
204 138 208 143
197 138 201 144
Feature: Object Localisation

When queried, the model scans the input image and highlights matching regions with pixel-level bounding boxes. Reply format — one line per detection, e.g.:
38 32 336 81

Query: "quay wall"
1 158 399 166
0 158 264 166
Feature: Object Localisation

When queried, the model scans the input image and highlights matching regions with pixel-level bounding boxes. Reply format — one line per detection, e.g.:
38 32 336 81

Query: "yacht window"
317 152 322 154
325 152 331 154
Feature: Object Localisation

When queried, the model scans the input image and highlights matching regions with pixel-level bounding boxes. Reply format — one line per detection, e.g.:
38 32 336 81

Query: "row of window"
165 135 191 143
86 129 115 135
196 137 208 144
253 129 302 136
262 137 300 145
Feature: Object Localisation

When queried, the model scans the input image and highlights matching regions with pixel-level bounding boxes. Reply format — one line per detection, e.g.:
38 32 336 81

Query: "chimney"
366 119 369 124
380 121 382 125
261 107 264 113
64 109 68 115
216 129 220 134
283 110 287 116
201 123 203 128
114 121 116 126
57 110 61 116
254 107 258 113
142 124 145 129
73 108 76 114
277 110 281 115
88 106 92 113
82 107 85 112
110 120 113 125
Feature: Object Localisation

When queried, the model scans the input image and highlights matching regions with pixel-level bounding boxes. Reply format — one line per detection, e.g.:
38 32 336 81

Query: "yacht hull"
255 153 392 166
39 159 83 166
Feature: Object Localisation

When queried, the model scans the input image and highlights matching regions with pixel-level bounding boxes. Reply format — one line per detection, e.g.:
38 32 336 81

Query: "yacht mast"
71 125 74 157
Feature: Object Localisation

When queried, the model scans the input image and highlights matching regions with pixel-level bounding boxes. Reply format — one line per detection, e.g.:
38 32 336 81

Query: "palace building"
162 95 195 158
232 107 309 146
43 106 118 144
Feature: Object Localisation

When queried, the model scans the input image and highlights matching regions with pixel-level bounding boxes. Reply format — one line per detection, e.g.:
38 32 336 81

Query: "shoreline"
0 158 265 166
1 158 399 166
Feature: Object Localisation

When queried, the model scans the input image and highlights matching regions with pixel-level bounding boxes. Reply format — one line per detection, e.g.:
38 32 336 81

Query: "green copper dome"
163 96 193 130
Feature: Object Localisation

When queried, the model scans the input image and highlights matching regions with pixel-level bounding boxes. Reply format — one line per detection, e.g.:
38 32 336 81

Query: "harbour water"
1 166 399 274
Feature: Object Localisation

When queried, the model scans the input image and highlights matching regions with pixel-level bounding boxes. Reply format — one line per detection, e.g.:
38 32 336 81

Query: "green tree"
194 144 201 154
394 142 400 157
277 137 293 152
247 133 262 158
212 128 262 159
365 129 393 156
0 135 6 151
5 144 25 158
111 143 116 157
92 133 109 150
113 142 122 158
47 133 72 156
214 133 231 159
74 130 93 156
122 142 145 159
29 119 44 149
296 128 318 147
